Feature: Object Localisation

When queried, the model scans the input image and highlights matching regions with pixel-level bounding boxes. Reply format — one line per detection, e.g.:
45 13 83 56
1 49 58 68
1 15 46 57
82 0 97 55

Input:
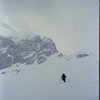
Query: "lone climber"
61 73 67 82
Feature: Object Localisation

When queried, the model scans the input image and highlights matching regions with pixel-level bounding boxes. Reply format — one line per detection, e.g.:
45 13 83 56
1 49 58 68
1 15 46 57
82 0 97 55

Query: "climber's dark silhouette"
61 73 66 82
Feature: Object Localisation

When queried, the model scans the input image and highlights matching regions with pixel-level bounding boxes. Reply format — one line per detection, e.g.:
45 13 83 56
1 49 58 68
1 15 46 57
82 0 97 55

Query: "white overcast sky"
0 0 99 54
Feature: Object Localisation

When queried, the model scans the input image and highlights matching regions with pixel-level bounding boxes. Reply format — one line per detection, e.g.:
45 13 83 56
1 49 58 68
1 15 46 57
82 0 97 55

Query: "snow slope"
0 52 99 100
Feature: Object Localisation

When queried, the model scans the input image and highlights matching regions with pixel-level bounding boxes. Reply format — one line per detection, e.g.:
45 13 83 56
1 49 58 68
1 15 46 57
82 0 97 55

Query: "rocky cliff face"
0 34 58 69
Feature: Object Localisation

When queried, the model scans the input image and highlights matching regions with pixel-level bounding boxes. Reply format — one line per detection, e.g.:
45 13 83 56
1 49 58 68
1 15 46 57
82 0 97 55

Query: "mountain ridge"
0 23 90 70
0 31 58 69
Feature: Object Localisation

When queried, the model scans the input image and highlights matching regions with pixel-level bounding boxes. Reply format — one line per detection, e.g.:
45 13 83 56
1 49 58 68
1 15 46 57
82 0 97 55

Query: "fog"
0 0 99 54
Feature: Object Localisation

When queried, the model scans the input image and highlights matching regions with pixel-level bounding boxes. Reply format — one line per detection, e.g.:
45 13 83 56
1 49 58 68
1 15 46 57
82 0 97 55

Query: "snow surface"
23 51 36 59
0 48 8 54
0 31 38 44
0 53 99 100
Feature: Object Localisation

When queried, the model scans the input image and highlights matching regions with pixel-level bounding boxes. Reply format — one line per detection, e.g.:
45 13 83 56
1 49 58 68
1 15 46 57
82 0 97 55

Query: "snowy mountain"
0 30 92 70
0 33 58 69
0 23 99 100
